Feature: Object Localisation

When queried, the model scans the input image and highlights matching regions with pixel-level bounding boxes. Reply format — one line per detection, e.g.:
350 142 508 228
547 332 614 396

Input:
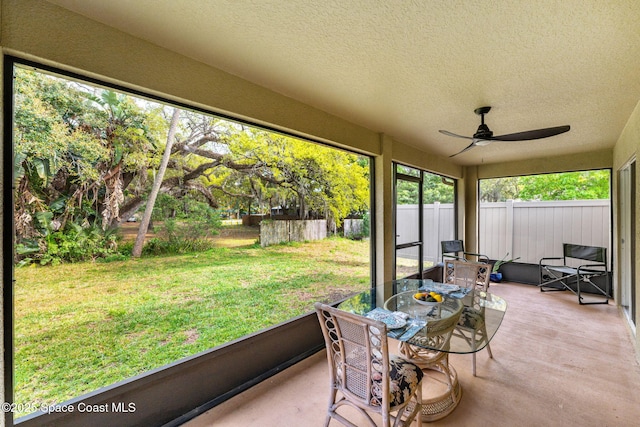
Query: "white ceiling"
46 0 640 165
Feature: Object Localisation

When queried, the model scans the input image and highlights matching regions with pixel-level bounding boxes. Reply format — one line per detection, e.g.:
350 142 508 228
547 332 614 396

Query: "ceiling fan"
439 106 570 157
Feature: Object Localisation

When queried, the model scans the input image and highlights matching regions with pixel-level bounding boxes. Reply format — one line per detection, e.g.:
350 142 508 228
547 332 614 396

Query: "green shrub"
141 219 214 256
135 193 223 256
16 223 120 266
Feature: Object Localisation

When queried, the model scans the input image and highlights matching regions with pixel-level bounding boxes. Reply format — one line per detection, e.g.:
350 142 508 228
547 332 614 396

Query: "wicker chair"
397 299 463 421
314 302 423 427
444 260 493 376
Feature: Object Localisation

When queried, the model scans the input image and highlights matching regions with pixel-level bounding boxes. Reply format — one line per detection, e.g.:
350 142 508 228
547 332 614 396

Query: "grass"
14 235 370 416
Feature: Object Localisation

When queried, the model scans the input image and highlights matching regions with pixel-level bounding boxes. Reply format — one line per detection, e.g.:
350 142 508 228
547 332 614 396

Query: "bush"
16 223 120 267
141 219 215 256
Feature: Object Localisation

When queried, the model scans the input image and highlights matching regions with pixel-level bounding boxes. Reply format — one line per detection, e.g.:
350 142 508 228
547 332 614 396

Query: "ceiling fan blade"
439 129 474 140
490 125 570 141
449 140 480 157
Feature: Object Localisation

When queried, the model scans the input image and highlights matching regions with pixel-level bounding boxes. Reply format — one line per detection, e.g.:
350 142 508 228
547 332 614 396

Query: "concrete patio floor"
183 282 640 426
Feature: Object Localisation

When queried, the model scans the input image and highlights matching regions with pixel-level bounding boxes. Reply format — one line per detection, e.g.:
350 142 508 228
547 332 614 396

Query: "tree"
13 69 163 264
423 172 454 204
132 108 180 257
212 129 369 225
480 177 520 202
480 171 610 202
517 171 609 201
396 172 454 205
14 68 371 263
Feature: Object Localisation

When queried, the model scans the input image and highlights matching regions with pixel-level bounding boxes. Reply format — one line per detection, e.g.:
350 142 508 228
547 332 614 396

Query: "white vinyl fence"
396 203 455 265
479 200 611 265
396 200 611 266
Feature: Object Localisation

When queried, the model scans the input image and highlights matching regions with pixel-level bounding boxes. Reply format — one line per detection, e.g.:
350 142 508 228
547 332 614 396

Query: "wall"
343 219 364 238
613 100 640 360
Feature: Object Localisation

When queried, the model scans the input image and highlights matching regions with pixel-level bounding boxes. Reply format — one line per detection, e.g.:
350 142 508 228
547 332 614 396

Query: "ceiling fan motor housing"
473 106 493 138
474 123 493 139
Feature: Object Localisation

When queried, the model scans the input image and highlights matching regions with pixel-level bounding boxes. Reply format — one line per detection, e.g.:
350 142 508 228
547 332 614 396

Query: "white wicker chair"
314 302 423 427
444 260 493 376
397 299 463 421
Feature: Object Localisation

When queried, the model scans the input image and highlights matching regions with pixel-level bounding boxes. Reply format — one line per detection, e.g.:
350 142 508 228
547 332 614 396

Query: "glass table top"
337 279 508 354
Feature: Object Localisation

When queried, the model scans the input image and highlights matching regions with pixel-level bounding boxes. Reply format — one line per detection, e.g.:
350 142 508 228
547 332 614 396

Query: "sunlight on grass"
14 237 370 416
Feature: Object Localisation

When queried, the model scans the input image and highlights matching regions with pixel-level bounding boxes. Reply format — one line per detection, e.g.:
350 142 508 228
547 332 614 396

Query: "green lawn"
14 237 370 416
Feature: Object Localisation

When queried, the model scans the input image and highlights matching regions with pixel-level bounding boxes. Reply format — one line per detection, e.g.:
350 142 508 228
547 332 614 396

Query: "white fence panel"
396 203 455 265
396 200 611 267
396 205 420 245
479 200 610 266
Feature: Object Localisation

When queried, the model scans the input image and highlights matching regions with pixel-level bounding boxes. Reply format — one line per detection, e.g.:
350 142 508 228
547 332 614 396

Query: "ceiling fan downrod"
473 106 493 139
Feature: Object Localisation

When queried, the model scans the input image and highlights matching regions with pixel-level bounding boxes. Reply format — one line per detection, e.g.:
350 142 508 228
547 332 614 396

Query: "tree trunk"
132 108 180 257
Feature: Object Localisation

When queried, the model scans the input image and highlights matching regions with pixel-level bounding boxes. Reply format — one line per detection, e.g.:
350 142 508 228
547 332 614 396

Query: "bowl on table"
412 292 444 306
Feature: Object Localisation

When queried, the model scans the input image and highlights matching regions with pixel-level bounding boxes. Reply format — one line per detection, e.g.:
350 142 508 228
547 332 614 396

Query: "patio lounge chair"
539 243 610 305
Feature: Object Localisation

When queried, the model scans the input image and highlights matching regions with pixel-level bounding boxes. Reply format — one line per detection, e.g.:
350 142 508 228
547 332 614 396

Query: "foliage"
16 223 119 267
479 177 520 202
152 193 223 226
13 67 371 264
207 128 370 226
492 253 521 272
517 171 609 201
423 173 455 204
141 217 218 255
13 68 161 264
361 211 370 237
139 192 223 255
480 171 610 202
396 170 455 205
396 179 419 204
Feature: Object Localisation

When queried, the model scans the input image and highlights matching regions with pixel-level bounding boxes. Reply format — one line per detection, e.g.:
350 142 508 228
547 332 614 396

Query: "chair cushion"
372 356 423 407
458 307 483 329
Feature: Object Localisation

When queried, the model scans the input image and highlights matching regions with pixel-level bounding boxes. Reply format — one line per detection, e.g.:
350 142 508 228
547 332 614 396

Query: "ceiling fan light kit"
440 106 570 157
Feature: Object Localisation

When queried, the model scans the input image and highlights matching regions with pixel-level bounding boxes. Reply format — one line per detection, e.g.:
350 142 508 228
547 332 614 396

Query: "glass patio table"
337 278 507 353
337 278 507 421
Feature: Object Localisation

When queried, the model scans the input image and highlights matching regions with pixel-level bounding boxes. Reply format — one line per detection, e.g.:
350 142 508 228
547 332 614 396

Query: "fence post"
433 202 441 263
506 199 514 258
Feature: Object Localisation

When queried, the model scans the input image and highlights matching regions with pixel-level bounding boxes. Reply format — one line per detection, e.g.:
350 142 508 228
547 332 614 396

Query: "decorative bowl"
412 292 444 306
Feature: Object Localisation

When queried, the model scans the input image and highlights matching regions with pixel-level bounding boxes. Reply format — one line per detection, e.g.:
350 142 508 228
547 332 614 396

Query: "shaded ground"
119 222 260 248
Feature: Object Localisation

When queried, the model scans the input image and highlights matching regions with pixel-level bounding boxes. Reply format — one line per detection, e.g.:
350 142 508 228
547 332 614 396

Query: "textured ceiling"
47 0 640 166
